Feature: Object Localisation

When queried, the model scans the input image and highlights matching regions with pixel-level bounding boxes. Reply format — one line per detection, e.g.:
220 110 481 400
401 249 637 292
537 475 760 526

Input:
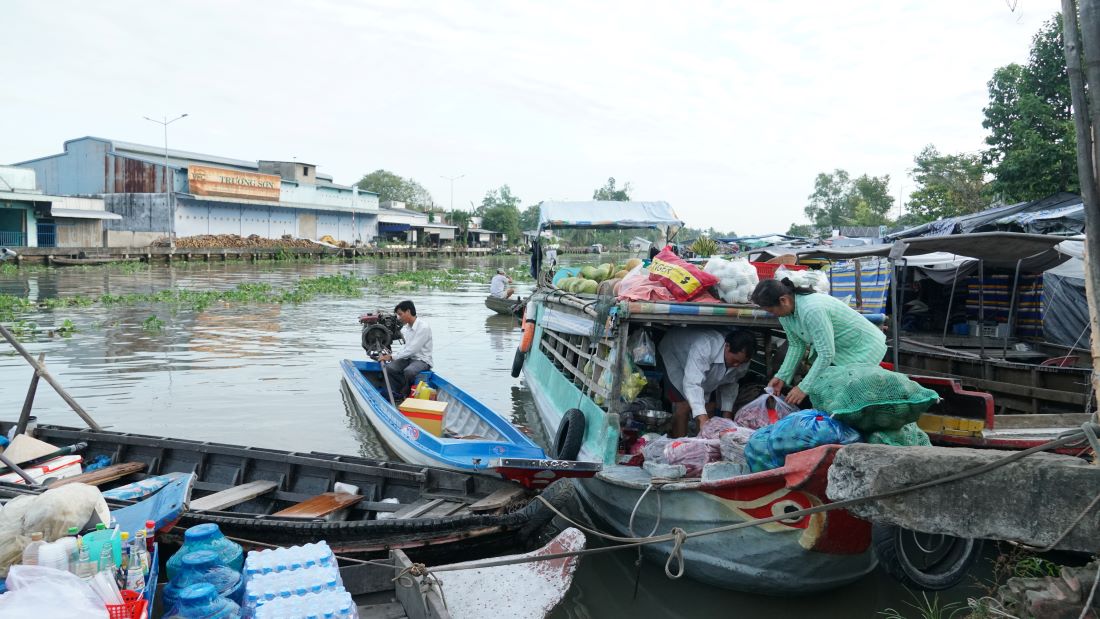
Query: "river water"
0 257 989 617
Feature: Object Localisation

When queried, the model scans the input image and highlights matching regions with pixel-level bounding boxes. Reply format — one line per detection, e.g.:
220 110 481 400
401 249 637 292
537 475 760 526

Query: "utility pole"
143 113 189 249
1061 0 1100 401
440 174 465 212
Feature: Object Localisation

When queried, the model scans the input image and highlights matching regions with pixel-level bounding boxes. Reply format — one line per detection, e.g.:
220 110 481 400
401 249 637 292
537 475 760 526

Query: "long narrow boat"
484 294 522 316
0 422 573 566
50 256 142 266
340 359 546 473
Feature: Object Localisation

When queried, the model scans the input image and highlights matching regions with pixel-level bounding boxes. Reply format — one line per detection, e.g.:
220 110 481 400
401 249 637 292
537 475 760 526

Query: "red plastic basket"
106 590 148 619
750 262 808 280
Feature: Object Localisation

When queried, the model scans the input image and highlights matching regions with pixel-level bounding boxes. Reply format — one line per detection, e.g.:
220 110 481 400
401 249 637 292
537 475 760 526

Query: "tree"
786 223 815 237
906 145 990 223
593 177 632 201
804 169 895 230
355 169 434 210
982 15 1078 202
519 204 541 233
479 185 522 243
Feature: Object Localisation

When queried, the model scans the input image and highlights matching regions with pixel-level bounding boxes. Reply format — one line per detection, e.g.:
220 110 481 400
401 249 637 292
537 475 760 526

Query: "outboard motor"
359 311 403 356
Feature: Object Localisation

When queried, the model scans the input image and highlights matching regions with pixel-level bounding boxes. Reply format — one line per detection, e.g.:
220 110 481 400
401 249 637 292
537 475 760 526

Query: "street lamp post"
439 174 465 212
143 113 188 248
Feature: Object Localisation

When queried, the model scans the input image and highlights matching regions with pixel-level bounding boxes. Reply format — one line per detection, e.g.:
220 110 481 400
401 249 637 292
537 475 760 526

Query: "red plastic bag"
664 438 720 477
733 389 799 430
647 247 720 301
617 264 677 302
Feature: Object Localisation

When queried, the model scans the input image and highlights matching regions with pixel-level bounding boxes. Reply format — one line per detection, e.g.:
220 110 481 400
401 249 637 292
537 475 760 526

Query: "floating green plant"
142 315 165 331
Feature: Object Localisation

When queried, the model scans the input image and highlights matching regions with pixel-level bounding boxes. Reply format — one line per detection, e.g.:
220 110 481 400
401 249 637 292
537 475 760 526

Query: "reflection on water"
0 258 988 617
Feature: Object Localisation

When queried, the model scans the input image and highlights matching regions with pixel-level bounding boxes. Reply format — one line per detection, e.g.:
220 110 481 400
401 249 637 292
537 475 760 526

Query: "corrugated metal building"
13 137 379 247
0 166 120 247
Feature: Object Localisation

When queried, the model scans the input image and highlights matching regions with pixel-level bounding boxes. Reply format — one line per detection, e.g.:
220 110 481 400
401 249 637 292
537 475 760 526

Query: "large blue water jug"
166 524 244 579
162 550 245 614
164 583 240 619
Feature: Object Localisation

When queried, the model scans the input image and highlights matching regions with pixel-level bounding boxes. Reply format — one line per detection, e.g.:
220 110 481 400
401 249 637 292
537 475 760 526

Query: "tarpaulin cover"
538 201 683 231
887 192 1082 239
1043 272 1091 348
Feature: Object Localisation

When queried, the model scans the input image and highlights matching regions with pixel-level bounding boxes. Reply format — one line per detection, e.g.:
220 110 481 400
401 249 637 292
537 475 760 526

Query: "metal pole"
0 324 102 431
15 353 45 437
941 262 963 347
1004 258 1023 357
890 258 900 368
144 114 187 249
978 259 986 360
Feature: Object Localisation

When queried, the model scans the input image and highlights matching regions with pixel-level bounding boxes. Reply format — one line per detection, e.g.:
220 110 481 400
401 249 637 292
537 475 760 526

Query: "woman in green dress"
751 277 887 406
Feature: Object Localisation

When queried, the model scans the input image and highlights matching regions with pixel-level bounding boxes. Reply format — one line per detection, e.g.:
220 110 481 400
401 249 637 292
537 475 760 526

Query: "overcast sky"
2 1 1051 234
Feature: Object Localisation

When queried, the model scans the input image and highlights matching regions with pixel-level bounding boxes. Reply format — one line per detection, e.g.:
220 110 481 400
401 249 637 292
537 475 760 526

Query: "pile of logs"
153 234 324 249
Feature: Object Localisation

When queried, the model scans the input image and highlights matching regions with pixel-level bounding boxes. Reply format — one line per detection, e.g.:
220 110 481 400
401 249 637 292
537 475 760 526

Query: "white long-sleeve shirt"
658 328 747 418
490 274 511 298
394 318 433 366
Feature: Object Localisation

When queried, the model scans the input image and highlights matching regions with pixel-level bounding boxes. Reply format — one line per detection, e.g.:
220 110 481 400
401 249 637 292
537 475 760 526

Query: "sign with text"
188 164 281 202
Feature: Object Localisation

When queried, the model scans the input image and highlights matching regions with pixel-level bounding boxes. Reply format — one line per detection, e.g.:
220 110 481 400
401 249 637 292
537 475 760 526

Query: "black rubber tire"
553 409 585 460
872 523 982 591
510 348 525 378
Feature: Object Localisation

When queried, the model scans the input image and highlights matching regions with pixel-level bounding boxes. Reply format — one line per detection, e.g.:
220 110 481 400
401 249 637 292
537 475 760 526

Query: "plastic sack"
698 416 746 440
704 256 759 304
648 247 720 301
806 365 940 432
0 484 109 578
733 389 799 430
641 436 672 464
1 565 109 619
719 429 754 467
596 347 648 405
775 266 831 295
663 438 720 477
629 329 657 366
744 410 862 472
617 264 677 302
866 423 932 447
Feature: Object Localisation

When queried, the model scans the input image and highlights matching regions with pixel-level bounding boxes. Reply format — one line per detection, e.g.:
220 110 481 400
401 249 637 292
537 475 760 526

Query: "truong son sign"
187 165 281 202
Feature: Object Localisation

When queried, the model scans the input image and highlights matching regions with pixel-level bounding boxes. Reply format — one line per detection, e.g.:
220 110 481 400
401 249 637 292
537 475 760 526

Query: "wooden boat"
340 360 600 485
0 422 575 566
50 256 142 266
484 294 521 316
344 527 584 619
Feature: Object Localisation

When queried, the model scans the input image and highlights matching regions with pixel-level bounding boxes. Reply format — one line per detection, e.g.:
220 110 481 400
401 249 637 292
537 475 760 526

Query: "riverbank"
5 245 510 265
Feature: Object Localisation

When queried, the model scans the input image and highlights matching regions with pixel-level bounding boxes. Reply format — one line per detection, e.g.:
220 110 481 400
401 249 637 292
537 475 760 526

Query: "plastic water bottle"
22 532 45 566
58 527 80 573
97 540 115 573
75 539 96 580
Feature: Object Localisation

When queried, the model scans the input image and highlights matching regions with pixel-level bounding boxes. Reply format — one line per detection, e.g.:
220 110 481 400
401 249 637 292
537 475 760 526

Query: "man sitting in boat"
490 268 515 299
658 328 757 437
379 300 433 399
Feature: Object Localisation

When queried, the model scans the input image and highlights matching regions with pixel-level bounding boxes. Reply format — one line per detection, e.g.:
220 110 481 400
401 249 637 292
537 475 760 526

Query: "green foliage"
786 223 815 237
906 145 990 223
878 589 967 619
982 15 1077 202
804 169 895 230
519 204 541 233
592 177 632 201
56 319 76 337
142 315 165 331
356 169 435 210
478 185 522 243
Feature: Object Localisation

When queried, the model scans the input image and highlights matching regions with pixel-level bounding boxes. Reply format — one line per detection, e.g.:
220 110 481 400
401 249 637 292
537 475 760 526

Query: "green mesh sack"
865 423 932 447
806 365 939 432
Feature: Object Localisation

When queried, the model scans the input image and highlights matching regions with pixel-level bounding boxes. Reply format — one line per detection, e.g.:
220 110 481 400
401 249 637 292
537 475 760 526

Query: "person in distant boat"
490 268 515 299
659 328 757 437
379 300 433 399
751 277 887 406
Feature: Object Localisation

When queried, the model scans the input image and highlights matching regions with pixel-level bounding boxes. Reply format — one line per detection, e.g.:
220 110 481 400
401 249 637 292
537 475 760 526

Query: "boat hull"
485 295 520 316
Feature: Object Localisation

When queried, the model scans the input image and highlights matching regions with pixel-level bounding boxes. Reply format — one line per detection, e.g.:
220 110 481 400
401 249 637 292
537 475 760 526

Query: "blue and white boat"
340 359 569 480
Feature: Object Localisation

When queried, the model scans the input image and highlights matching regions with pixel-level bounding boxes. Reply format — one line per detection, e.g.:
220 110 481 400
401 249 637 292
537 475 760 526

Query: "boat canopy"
755 232 1078 271
537 201 683 232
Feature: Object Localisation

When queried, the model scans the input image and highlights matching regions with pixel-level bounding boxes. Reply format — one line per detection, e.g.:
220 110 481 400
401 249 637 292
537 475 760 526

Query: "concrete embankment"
827 444 1099 553
8 246 500 265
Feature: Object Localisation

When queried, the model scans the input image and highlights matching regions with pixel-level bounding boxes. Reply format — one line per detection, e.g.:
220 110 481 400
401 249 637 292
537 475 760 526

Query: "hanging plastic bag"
733 388 800 430
628 329 657 366
596 346 648 405
744 410 862 472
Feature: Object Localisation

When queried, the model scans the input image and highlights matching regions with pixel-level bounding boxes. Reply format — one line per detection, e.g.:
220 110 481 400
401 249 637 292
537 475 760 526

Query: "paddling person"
751 277 887 406
379 300 433 399
659 328 757 438
490 268 515 299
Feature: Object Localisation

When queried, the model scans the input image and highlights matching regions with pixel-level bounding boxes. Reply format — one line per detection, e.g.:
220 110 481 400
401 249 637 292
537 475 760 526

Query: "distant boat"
484 294 521 316
51 256 141 266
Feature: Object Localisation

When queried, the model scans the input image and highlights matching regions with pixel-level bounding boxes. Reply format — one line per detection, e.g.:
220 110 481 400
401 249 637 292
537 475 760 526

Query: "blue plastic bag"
745 410 862 472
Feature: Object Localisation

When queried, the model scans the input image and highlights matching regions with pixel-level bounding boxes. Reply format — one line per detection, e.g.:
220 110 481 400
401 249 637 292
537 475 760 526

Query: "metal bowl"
633 409 672 432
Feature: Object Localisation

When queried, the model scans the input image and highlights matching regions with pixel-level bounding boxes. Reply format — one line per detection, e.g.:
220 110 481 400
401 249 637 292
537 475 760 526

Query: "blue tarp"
379 223 411 232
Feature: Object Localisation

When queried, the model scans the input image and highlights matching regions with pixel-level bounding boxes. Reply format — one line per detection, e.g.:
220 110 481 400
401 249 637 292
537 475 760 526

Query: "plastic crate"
750 262 808 280
142 543 158 603
106 590 148 619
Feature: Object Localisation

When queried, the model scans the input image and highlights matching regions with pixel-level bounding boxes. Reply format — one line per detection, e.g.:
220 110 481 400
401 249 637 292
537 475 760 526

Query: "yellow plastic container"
398 398 447 437
412 381 436 400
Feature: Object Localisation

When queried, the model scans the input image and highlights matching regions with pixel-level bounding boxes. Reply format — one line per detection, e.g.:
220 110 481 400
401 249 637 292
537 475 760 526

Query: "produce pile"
555 258 642 295
154 234 326 249
703 256 759 304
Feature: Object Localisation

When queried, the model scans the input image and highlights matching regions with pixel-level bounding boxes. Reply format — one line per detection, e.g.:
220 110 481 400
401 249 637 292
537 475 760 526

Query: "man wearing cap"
490 268 515 299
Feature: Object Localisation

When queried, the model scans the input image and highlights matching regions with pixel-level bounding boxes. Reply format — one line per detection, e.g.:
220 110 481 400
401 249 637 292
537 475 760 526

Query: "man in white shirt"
489 268 514 299
379 300 433 399
658 328 757 437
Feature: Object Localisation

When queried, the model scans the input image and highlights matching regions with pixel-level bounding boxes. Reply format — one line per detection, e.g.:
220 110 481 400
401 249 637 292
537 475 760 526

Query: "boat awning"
756 232 1076 271
49 208 123 220
537 201 683 232
379 223 411 232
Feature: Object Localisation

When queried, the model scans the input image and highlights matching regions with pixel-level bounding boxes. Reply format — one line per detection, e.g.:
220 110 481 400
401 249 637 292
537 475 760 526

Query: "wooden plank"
421 501 465 519
469 486 526 513
190 480 278 512
50 462 145 488
540 340 608 398
272 492 363 519
992 413 1093 430
543 329 609 369
394 498 445 520
358 602 407 619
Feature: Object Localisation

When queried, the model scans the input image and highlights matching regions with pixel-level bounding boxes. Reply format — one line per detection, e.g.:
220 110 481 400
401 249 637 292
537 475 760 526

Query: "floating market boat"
484 294 522 316
0 422 575 566
340 359 600 485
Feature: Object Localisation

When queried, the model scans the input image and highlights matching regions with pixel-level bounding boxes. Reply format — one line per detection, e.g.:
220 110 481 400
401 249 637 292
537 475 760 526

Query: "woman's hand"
785 386 807 406
767 377 785 394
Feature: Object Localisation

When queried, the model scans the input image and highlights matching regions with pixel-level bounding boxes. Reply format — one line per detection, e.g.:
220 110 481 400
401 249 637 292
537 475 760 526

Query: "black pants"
384 358 430 400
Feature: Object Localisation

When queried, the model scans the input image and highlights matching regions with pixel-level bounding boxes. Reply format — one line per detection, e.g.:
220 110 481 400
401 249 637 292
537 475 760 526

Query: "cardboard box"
398 398 448 437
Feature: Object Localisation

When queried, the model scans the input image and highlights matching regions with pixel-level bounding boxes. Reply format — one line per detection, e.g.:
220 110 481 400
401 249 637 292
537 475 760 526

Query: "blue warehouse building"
14 137 380 247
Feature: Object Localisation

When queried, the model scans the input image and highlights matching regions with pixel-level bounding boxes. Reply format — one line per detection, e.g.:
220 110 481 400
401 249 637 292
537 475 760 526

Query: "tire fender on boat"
553 409 585 461
519 319 535 352
872 523 982 591
511 347 525 378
